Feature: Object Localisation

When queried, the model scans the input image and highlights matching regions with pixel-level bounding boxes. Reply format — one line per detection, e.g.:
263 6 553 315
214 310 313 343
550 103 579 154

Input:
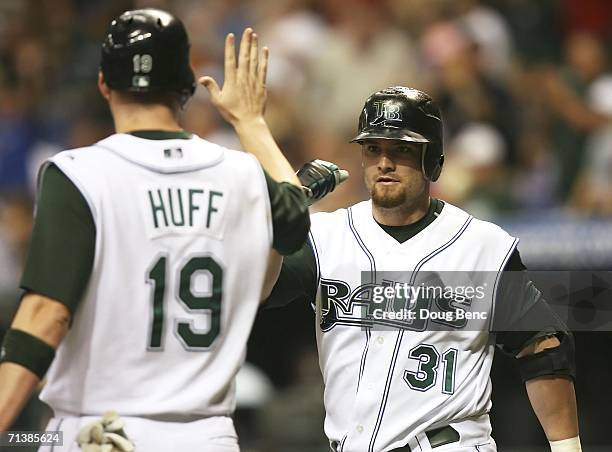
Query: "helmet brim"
349 129 430 144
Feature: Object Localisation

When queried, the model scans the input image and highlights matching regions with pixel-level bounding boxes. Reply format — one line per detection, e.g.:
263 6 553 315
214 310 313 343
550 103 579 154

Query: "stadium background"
0 0 610 450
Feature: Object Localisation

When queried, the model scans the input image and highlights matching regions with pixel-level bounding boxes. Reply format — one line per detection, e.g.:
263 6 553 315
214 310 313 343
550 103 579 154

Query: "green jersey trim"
128 130 193 140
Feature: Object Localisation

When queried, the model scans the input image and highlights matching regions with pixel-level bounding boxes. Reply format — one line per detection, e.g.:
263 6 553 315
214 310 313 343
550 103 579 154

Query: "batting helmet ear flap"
428 154 444 182
421 143 444 182
420 143 429 180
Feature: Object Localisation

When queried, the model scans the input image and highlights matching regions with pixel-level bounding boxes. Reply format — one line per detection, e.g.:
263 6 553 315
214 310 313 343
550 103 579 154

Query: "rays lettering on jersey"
319 278 472 332
146 187 224 234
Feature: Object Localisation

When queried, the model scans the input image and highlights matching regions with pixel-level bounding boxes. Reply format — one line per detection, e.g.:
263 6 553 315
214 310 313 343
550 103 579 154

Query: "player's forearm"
0 362 40 431
0 294 70 430
232 117 301 186
526 375 579 441
12 294 71 346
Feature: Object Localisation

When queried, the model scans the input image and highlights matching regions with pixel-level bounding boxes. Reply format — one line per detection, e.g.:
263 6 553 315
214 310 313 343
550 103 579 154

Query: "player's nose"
377 153 395 172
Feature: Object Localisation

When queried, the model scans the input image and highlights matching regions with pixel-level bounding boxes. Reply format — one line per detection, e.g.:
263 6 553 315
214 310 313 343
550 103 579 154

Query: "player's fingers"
257 46 269 88
238 28 252 79
249 33 259 81
224 33 236 84
199 76 221 100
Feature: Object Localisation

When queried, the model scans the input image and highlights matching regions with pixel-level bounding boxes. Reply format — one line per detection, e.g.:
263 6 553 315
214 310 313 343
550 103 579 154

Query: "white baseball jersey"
309 200 518 452
39 133 272 418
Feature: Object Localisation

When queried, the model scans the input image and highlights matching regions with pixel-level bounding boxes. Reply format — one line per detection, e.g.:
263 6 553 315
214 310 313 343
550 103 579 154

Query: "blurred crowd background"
0 0 610 451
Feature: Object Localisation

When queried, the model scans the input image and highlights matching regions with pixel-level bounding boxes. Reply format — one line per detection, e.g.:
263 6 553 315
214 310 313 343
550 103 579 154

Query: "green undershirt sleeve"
20 164 96 314
263 171 310 255
265 239 318 308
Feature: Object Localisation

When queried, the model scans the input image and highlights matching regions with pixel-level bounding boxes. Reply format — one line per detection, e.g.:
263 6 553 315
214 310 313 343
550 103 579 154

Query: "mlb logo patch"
132 75 150 88
164 147 183 159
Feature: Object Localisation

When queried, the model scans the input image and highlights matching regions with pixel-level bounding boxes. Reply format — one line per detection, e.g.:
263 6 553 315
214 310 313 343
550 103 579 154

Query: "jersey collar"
128 130 193 140
375 199 444 244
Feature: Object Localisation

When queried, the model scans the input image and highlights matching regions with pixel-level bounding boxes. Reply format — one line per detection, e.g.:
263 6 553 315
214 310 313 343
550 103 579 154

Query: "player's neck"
372 195 431 227
111 103 182 134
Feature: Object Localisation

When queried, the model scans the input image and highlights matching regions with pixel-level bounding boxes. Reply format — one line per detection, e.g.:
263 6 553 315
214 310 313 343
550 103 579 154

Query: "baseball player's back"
41 133 271 418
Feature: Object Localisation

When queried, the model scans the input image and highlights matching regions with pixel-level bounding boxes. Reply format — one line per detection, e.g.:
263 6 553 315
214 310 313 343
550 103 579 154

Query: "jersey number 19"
146 255 223 350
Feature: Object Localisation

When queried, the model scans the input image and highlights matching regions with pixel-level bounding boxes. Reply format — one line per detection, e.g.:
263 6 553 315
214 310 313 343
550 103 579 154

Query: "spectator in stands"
542 32 612 201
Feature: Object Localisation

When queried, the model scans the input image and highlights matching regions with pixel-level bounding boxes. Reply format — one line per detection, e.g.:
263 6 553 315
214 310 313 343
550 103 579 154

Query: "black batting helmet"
100 8 196 106
351 86 444 182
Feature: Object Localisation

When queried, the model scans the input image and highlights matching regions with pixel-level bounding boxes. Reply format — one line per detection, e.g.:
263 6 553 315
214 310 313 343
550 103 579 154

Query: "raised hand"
199 28 269 127
199 29 299 186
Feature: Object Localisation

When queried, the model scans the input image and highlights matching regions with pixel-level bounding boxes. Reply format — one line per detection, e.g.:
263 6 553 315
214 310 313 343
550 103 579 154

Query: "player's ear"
98 71 111 101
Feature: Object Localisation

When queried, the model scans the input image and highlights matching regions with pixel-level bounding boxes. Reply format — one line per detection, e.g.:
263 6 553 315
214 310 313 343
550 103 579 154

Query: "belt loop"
414 432 433 452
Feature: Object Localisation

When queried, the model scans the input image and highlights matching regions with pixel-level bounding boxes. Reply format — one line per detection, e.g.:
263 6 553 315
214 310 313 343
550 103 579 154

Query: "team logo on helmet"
369 101 402 128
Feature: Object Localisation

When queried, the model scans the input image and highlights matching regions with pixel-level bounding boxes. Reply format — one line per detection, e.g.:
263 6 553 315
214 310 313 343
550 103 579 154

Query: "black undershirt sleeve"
494 248 563 356
502 248 527 272
265 239 318 308
263 171 310 256
20 164 96 314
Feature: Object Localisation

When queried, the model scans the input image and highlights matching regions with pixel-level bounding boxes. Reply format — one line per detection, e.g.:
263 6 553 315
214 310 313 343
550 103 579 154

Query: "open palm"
200 28 269 126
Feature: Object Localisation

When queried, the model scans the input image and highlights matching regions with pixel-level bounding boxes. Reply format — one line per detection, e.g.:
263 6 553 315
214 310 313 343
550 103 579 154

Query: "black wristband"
0 328 56 379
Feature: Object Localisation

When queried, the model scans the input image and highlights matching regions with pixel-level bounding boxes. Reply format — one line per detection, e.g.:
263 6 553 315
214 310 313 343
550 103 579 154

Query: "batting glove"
297 159 349 205
76 411 135 452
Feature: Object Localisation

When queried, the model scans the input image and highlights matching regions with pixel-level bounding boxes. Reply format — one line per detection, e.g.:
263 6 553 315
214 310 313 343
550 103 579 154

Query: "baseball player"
0 9 343 452
267 87 581 452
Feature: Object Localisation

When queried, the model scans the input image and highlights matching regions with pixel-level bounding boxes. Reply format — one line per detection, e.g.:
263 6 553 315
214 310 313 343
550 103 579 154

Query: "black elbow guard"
516 331 576 382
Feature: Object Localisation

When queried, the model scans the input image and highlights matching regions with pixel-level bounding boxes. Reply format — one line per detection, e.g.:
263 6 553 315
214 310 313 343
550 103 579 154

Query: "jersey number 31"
404 344 457 394
146 255 222 350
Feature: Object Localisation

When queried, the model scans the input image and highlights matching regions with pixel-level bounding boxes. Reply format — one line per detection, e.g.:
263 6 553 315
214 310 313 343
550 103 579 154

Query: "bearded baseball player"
267 87 581 452
0 9 348 451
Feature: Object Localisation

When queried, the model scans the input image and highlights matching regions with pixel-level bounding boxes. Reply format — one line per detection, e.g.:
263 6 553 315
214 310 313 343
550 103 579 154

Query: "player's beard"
371 183 407 208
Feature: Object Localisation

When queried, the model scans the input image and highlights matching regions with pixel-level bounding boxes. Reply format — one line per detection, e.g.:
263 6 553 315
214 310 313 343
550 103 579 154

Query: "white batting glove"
76 411 135 452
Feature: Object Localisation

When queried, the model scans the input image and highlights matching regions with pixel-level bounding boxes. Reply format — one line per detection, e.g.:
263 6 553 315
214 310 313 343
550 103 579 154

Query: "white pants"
38 414 239 452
